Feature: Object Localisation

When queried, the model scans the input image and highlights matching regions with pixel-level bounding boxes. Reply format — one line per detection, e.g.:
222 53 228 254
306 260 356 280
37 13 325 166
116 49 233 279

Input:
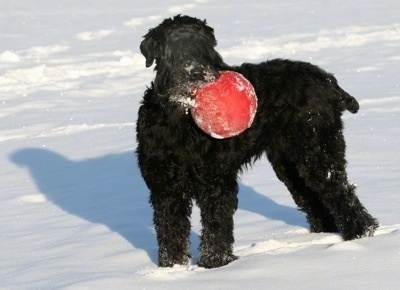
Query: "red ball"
190 71 258 139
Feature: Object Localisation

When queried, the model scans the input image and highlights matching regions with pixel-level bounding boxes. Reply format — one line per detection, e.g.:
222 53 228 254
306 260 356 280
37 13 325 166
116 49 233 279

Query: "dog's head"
140 15 227 99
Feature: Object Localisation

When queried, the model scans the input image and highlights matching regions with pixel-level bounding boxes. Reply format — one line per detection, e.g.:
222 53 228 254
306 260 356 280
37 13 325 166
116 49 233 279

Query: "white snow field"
1 0 399 289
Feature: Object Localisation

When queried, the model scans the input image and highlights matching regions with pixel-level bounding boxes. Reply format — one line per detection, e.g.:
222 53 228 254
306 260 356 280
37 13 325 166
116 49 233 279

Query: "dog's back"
234 59 359 114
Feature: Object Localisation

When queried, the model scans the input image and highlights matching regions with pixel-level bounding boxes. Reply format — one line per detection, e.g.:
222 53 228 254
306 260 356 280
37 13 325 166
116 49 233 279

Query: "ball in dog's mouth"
190 70 258 139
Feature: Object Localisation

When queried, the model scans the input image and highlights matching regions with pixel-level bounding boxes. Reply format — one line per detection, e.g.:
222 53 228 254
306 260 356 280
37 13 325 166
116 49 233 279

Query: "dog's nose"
190 67 205 81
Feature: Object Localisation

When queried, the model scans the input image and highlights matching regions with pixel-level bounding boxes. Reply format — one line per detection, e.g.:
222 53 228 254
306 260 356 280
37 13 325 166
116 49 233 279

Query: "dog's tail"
334 84 360 114
342 91 359 114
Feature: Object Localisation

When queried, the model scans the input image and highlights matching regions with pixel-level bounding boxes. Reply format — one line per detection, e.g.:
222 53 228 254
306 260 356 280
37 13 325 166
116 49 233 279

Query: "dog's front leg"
150 192 192 267
196 179 239 268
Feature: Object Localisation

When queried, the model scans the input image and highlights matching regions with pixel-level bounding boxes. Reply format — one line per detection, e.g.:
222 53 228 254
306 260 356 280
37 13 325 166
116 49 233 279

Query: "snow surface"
1 0 399 289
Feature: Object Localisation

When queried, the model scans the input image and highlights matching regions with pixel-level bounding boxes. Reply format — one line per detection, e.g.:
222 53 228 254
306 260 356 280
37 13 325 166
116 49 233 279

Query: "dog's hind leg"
267 152 339 233
195 174 239 268
303 163 378 240
282 127 378 240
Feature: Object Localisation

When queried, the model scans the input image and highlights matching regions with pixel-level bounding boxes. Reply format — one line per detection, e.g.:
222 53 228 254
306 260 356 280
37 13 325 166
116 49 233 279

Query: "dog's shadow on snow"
10 148 305 264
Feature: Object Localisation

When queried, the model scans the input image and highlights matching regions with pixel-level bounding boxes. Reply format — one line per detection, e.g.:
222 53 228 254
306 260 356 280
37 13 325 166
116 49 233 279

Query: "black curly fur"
136 15 379 269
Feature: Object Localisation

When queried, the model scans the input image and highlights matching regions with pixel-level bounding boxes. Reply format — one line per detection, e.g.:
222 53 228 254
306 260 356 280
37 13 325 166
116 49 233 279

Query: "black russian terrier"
136 15 378 269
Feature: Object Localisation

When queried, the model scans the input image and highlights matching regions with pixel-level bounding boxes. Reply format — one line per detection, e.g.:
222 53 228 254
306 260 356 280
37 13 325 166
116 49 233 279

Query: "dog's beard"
168 86 196 112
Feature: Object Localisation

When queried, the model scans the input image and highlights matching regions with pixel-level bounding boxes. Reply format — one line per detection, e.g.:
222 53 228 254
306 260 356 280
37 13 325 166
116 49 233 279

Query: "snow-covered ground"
1 1 399 289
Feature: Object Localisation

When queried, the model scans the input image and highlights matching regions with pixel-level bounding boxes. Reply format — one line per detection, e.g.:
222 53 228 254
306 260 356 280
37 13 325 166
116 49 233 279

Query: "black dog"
136 15 378 268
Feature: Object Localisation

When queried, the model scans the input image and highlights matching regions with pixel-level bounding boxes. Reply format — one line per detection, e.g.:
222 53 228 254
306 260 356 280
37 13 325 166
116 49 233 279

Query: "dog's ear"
200 19 217 47
140 37 157 68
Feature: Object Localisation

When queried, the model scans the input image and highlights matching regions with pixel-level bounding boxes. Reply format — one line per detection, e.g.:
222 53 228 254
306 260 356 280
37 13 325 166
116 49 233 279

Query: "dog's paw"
158 251 192 268
341 214 379 241
198 253 238 269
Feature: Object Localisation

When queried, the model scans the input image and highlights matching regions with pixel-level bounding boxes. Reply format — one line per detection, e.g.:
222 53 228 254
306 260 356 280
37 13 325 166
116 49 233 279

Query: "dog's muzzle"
167 62 218 113
185 61 217 83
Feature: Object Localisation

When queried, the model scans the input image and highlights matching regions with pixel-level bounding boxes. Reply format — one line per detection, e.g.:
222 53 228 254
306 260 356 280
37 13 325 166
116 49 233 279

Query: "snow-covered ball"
190 71 258 139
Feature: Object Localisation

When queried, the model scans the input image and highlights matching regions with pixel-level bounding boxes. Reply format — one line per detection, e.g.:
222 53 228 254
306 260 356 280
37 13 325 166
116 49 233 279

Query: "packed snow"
1 1 399 289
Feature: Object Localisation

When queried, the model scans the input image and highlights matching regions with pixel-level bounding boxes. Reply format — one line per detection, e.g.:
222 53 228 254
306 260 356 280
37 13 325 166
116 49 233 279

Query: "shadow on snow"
10 147 306 265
